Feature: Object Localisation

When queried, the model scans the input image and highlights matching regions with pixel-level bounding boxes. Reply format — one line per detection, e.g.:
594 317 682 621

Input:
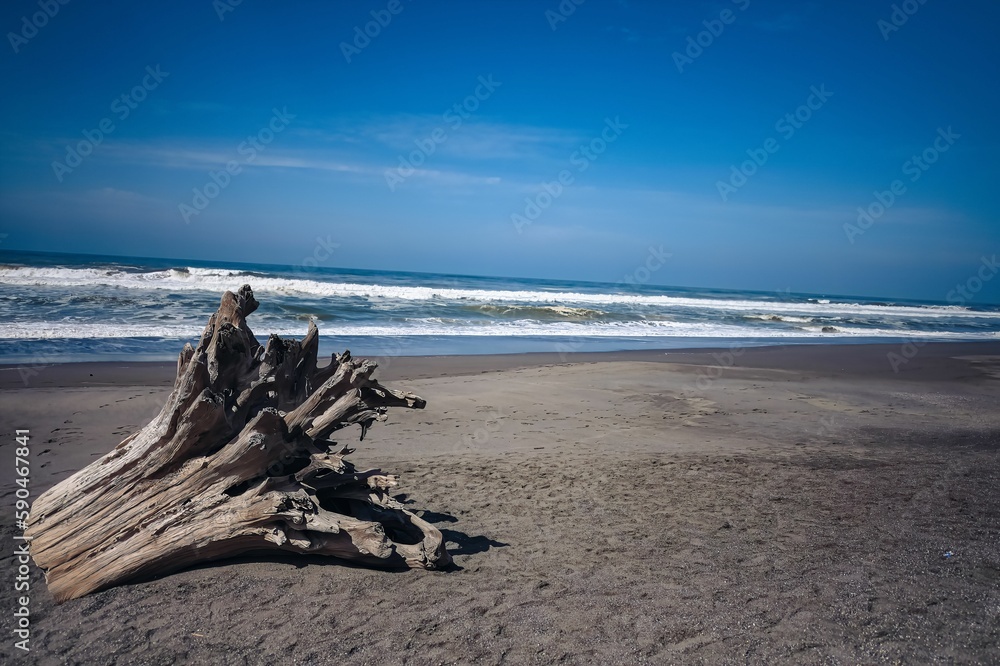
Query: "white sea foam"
1 319 996 341
2 265 996 320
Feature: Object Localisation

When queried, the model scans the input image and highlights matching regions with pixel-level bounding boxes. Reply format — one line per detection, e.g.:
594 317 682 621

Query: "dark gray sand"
1 342 998 664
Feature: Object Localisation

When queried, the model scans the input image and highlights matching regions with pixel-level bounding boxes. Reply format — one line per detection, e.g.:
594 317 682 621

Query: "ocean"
1 249 998 364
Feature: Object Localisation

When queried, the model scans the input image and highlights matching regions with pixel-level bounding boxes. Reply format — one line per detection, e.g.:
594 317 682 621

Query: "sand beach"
1 342 998 664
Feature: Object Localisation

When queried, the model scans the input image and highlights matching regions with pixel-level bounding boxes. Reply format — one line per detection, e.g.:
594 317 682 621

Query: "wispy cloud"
8 115 592 193
95 143 376 174
91 142 506 189
327 115 585 161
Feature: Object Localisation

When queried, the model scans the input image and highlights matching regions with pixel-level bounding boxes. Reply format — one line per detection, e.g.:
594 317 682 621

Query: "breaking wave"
2 265 995 319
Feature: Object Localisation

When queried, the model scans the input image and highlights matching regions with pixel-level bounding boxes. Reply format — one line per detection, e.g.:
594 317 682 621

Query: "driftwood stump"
26 285 451 602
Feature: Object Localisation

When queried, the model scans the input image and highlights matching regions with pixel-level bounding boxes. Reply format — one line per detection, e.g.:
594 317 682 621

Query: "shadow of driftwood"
412 508 507 558
440 529 508 556
418 510 459 524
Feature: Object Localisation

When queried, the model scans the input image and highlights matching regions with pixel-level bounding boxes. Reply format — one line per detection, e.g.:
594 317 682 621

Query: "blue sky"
1 0 998 302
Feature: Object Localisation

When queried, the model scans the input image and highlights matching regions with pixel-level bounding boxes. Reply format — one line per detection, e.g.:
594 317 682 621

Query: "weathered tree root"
26 285 451 602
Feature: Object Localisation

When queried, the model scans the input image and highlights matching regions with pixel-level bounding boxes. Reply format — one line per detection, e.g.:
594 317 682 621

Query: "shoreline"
2 339 999 389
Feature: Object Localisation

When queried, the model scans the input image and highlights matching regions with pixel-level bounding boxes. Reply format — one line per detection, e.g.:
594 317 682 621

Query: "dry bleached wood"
26 285 451 602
